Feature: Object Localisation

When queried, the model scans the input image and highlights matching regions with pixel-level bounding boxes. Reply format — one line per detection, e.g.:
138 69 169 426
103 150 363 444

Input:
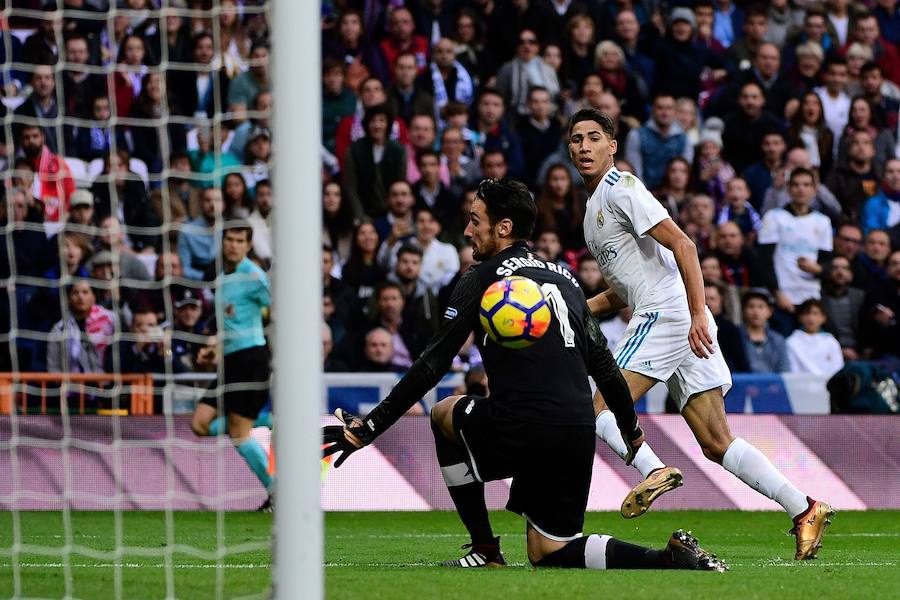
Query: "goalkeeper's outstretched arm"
323 270 481 464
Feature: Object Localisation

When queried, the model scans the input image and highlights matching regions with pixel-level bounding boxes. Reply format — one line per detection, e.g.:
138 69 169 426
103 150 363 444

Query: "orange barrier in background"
0 373 154 415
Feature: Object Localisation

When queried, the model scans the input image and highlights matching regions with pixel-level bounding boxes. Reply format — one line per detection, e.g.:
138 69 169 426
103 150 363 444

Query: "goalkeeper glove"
621 422 645 467
322 408 377 468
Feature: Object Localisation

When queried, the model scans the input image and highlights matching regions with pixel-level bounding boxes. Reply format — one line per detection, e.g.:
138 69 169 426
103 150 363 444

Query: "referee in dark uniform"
324 179 726 572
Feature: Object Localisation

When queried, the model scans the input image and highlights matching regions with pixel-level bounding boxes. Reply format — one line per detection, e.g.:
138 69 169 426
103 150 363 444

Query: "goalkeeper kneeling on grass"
190 220 274 511
323 178 727 571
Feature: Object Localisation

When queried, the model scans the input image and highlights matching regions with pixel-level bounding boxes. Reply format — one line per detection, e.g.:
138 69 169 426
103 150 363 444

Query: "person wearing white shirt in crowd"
247 179 272 266
377 206 459 293
758 167 833 318
814 57 851 155
495 28 560 121
786 299 845 377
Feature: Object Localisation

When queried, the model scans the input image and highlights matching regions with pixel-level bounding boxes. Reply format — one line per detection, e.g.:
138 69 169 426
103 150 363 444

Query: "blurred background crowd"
0 0 898 389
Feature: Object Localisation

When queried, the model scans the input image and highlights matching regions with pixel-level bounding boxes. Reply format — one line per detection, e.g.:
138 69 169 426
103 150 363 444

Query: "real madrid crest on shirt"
596 208 604 229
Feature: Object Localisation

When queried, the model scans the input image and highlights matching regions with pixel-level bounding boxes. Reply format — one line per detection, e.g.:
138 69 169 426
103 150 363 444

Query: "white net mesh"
1 2 274 598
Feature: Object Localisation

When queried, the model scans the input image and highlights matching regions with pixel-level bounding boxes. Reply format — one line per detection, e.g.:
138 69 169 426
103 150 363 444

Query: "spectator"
535 163 586 251
861 157 900 233
167 31 228 119
761 147 842 220
131 73 187 174
858 228 894 292
17 125 75 223
675 97 701 150
565 13 599 92
322 9 387 90
845 42 875 97
534 229 569 271
113 34 150 118
222 173 254 220
692 121 735 205
694 0 728 56
717 178 761 240
821 255 866 360
90 149 160 252
438 244 476 311
518 86 563 189
860 62 900 133
47 281 116 374
231 91 273 163
712 0 744 48
705 280 751 372
655 157 694 222
378 207 459 293
96 216 153 283
14 65 62 155
322 320 349 373
814 57 852 149
759 168 834 328
786 92 835 178
228 41 270 108
874 0 900 46
61 33 107 120
765 0 805 48
363 282 426 368
441 126 481 199
168 286 206 373
342 222 388 308
496 29 560 123
419 37 474 118
625 93 693 189
471 89 525 179
825 129 881 221
682 195 717 253
722 81 784 173
379 6 429 80
387 244 441 341
653 7 727 101
161 151 201 222
358 327 406 373
139 252 184 320
405 114 441 183
833 222 871 288
576 253 605 299
743 131 787 212
242 126 272 190
786 299 845 376
322 58 358 156
740 288 791 373
859 249 900 358
343 104 408 220
613 10 655 94
451 9 495 88
105 306 182 375
67 190 96 230
247 179 273 266
847 13 900 85
386 52 435 127
724 6 770 70
178 188 223 281
594 40 646 122
715 221 774 291
413 150 457 225
701 252 743 323
22 8 59 65
837 96 896 171
373 180 416 247
334 78 409 170
71 94 127 163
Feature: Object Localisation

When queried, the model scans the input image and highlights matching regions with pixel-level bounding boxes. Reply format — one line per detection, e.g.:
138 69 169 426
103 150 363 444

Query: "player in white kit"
567 108 833 560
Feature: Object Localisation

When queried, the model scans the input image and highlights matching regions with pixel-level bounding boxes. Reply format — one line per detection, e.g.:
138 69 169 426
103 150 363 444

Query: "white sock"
584 534 612 570
595 410 665 478
722 437 809 518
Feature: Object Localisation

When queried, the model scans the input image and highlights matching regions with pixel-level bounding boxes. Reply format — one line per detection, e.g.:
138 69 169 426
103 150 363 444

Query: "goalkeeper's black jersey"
369 241 611 431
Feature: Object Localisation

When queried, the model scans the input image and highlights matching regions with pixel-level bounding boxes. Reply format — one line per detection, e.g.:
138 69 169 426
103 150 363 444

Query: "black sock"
605 538 667 569
535 536 666 570
431 419 494 546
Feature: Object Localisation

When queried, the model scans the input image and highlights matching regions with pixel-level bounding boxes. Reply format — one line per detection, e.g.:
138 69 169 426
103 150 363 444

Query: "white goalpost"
271 0 323 598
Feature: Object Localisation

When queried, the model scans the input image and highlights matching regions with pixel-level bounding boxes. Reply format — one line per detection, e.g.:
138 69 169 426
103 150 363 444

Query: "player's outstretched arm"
321 270 481 467
587 288 627 318
647 219 714 359
582 308 644 465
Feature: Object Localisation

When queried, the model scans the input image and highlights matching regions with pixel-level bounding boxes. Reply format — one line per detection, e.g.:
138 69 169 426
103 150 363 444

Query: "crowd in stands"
1 0 898 388
0 0 273 380
318 0 899 378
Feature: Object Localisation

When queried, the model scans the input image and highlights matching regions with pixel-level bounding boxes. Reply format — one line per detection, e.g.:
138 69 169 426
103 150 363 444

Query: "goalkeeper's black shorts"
451 394 594 542
200 345 271 419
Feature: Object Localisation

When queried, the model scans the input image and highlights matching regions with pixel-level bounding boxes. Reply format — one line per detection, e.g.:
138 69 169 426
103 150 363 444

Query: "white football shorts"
612 307 732 412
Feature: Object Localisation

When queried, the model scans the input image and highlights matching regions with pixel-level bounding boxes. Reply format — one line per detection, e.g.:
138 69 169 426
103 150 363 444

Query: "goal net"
0 1 305 597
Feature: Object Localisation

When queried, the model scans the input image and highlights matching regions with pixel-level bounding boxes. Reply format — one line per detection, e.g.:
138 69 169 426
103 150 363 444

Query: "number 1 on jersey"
541 283 576 347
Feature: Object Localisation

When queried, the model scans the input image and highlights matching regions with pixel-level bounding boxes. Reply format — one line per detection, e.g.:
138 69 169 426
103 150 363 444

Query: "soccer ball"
479 276 552 349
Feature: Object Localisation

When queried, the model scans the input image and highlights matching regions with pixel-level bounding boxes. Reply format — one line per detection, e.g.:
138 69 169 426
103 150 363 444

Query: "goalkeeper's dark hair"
476 177 537 240
568 108 616 139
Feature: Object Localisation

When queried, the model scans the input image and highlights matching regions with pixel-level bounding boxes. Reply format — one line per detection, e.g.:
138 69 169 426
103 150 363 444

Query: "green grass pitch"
1 510 898 599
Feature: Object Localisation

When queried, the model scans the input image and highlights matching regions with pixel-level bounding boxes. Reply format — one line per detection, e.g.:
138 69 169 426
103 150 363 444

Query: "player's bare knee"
190 419 208 437
701 439 731 464
432 395 463 437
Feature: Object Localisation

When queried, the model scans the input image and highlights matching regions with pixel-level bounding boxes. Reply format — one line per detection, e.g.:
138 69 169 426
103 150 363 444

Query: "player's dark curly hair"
476 177 536 240
567 108 616 139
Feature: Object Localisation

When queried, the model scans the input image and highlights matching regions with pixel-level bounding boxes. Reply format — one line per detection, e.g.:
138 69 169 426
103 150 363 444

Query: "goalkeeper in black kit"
323 178 726 572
